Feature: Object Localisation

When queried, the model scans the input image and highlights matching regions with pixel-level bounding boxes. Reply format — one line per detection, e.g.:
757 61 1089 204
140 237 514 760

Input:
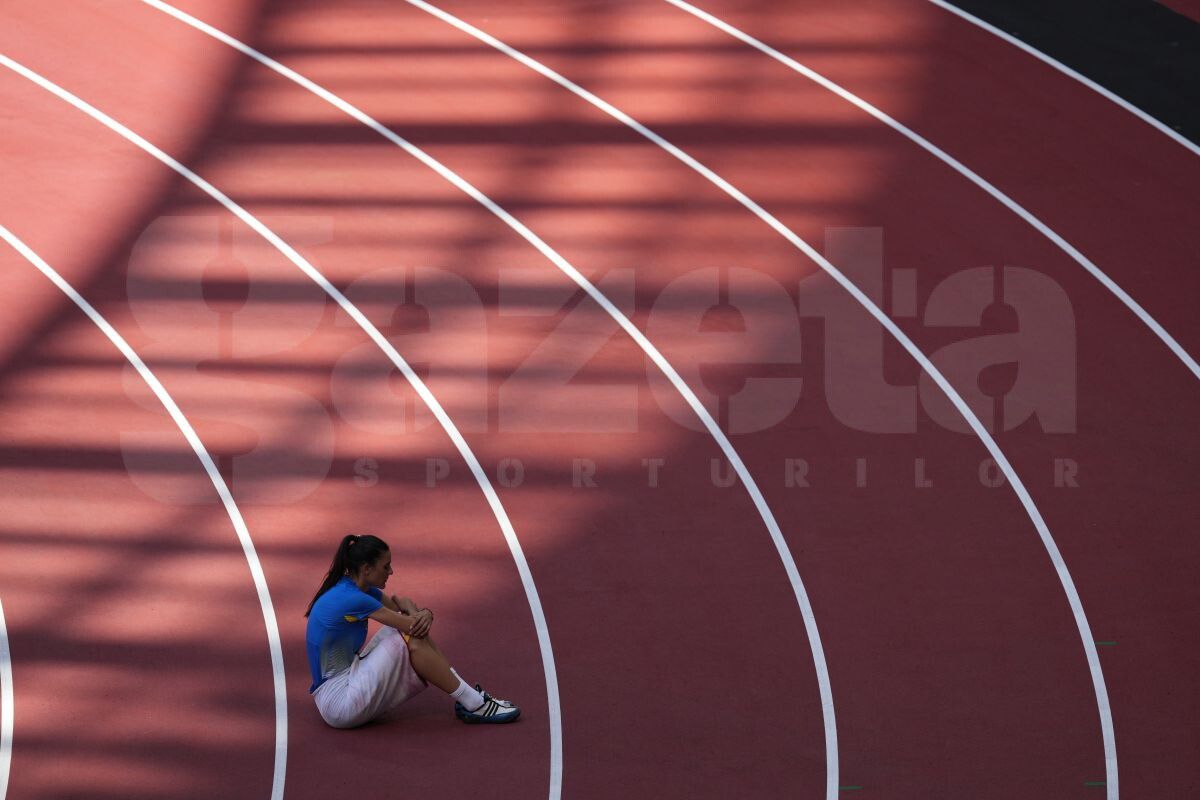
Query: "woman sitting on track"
304 533 520 728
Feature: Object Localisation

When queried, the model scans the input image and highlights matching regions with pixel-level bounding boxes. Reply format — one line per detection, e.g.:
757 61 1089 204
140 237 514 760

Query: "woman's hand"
391 595 418 615
409 608 434 638
368 605 432 638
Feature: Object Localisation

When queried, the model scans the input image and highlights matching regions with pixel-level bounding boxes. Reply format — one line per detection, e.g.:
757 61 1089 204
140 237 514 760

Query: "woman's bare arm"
380 593 422 612
369 602 433 638
367 606 418 635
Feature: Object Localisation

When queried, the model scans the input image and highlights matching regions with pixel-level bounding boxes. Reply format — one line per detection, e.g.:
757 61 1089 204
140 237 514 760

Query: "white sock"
449 678 484 712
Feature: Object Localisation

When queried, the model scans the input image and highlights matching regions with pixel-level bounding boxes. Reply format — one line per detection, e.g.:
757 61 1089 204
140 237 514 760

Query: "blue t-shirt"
306 577 384 692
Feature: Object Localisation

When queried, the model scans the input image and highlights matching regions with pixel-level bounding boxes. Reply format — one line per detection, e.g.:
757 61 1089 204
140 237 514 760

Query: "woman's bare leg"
405 635 457 693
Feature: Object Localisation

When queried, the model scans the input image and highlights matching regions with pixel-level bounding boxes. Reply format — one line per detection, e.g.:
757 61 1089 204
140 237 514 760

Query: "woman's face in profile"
360 551 393 590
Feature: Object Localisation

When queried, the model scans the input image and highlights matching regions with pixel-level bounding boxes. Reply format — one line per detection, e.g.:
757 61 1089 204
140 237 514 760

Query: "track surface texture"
0 1 1196 799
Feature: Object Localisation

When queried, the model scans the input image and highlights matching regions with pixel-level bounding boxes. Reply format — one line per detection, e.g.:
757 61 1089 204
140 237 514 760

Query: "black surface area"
942 0 1200 145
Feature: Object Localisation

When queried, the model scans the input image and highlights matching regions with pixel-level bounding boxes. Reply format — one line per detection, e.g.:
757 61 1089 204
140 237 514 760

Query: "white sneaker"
455 686 520 724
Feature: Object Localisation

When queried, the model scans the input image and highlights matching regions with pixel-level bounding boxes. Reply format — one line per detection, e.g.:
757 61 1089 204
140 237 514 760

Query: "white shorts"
313 627 428 728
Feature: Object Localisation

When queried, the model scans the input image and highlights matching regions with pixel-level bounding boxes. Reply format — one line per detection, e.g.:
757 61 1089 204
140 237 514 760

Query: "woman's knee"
406 635 447 666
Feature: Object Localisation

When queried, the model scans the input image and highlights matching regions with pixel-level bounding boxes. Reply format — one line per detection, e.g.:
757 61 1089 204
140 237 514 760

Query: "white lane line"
137 1 836 796
0 57 560 800
0 597 12 800
398 2 1120 797
0 225 287 795
928 0 1200 159
670 0 1199 383
670 2 1132 792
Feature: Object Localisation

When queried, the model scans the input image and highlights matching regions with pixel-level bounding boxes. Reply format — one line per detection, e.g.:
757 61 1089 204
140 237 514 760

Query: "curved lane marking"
137 2 839 796
670 0 1198 383
928 0 1200 159
0 56 560 800
0 596 11 800
0 225 284 796
671 1 1139 791
397 2 1121 796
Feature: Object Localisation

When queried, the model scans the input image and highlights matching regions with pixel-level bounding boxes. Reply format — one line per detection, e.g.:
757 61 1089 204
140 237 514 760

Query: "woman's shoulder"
314 577 378 611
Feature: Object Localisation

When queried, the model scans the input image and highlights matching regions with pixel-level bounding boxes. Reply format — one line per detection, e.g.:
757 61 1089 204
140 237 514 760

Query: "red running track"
0 1 1196 798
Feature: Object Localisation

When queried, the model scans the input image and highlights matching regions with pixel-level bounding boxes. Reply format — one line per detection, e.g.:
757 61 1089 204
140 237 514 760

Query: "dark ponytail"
305 533 390 616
